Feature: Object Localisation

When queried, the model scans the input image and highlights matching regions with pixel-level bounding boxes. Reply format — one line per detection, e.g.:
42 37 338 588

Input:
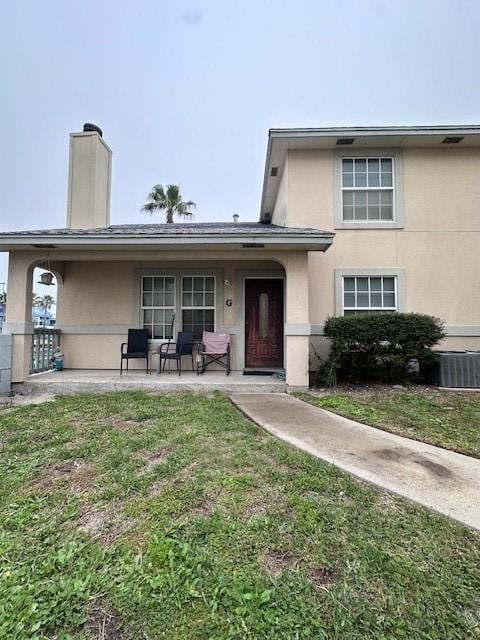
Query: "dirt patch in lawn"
188 499 215 518
141 447 173 471
33 459 99 495
76 503 135 547
310 566 338 589
103 415 156 430
264 549 337 589
264 551 301 578
242 485 286 521
85 605 124 639
310 383 442 397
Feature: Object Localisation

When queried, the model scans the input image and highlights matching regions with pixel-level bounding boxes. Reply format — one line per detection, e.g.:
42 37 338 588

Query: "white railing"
31 328 61 374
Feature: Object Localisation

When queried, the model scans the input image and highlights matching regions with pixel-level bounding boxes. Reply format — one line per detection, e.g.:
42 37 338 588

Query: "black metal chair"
157 331 194 376
120 329 150 375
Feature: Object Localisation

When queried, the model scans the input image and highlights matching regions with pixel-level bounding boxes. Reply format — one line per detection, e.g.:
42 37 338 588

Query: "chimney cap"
83 122 103 138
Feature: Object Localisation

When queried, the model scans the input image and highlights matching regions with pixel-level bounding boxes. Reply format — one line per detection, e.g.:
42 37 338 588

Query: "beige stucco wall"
277 146 480 353
5 249 313 386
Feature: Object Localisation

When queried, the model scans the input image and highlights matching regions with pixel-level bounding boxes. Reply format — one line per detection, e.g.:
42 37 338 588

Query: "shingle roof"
0 222 330 237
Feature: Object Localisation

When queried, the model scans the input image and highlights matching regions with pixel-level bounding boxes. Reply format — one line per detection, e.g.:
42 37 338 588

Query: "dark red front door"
245 279 284 369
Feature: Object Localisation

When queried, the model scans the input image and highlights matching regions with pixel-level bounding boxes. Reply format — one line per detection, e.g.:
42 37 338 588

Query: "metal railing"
30 328 61 374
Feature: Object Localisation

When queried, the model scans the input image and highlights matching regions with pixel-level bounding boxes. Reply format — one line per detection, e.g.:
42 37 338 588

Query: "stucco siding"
282 146 480 349
403 148 480 232
53 257 289 372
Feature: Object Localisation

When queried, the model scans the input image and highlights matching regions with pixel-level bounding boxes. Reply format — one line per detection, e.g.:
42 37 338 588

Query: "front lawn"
0 392 479 639
299 388 480 458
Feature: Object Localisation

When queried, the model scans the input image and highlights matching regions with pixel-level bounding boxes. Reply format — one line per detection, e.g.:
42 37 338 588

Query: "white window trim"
334 268 406 316
140 275 176 340
135 269 223 344
342 275 397 314
334 148 404 229
341 156 395 223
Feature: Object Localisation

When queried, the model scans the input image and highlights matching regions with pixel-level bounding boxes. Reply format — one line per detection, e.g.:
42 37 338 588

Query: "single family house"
1 124 479 389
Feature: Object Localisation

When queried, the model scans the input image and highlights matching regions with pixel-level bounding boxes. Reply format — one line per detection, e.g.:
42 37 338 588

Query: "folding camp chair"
196 331 230 375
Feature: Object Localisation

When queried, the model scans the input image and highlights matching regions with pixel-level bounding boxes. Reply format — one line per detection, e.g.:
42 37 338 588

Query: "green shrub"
322 313 445 384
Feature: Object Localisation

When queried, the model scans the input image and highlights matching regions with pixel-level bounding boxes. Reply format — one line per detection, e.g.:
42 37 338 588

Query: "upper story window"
342 157 394 222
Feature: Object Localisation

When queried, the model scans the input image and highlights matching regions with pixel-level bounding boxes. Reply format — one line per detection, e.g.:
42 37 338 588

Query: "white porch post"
284 252 310 390
3 253 34 383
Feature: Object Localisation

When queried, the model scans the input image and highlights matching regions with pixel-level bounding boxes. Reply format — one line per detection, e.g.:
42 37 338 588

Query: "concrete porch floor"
22 369 286 395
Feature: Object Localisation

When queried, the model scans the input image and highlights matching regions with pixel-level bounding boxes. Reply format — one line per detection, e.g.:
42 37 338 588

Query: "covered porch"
1 223 333 391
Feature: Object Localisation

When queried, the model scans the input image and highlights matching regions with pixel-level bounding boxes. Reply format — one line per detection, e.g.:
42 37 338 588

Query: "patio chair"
197 331 230 375
120 329 150 375
157 331 194 376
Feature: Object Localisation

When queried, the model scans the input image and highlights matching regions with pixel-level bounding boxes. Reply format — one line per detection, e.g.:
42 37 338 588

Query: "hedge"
322 312 445 383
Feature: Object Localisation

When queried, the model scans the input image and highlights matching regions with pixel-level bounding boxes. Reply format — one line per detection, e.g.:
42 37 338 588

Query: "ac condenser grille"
438 352 480 388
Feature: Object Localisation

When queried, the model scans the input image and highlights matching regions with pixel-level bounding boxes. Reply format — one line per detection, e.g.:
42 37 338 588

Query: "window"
343 276 397 315
342 157 394 221
181 276 215 340
141 276 175 339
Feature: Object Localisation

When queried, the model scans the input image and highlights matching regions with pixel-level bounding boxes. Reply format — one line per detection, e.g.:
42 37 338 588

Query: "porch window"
343 276 397 315
342 157 394 222
141 276 175 339
181 276 215 340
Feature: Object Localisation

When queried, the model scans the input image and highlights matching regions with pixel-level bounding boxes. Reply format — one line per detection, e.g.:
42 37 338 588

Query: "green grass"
0 391 479 639
298 389 480 458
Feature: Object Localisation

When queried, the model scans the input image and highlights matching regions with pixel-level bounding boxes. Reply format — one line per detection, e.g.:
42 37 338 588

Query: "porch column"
284 252 310 390
3 253 34 383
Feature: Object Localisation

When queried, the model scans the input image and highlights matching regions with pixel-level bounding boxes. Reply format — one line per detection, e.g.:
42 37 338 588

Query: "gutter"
0 232 334 250
267 124 480 138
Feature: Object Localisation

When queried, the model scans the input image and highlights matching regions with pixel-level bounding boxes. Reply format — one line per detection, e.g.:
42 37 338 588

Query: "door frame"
243 276 285 370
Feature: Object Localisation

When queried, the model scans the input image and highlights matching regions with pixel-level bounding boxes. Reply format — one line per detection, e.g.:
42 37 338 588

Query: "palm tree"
35 294 55 327
141 184 196 224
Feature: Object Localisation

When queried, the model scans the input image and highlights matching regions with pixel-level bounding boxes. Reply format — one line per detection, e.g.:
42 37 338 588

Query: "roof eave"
260 124 480 221
268 124 480 138
0 233 334 252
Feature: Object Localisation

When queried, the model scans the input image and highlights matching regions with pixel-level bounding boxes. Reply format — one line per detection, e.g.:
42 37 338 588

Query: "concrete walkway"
230 393 480 530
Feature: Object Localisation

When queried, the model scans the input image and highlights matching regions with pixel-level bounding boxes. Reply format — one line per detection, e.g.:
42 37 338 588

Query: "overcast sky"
1 0 479 294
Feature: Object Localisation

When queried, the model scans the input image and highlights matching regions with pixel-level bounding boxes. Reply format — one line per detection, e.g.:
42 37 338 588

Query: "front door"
245 279 284 369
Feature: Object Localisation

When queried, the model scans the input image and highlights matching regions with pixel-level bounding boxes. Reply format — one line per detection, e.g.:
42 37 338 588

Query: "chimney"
66 123 112 229
232 214 239 223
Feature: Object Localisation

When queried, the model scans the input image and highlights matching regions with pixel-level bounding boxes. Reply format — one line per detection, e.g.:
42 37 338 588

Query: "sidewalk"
230 393 480 530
